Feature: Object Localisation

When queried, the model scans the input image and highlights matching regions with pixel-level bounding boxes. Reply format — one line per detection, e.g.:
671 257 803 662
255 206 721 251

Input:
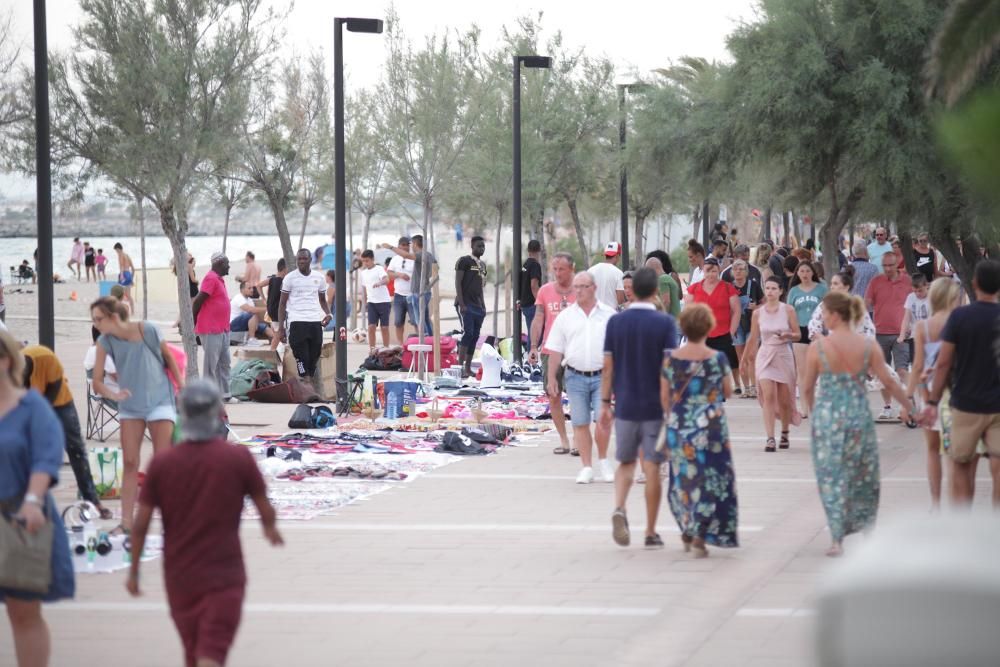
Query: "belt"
566 366 601 377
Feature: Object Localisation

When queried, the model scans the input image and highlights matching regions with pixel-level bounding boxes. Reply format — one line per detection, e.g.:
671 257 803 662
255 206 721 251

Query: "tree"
240 53 326 267
376 11 484 307
346 90 392 253
214 171 252 254
33 0 279 375
0 9 25 155
296 52 333 250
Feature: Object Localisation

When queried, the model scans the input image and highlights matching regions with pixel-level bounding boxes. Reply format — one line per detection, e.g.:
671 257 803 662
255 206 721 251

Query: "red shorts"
168 584 245 666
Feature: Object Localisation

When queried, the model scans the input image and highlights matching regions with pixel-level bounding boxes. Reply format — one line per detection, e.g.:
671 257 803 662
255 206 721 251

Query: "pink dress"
755 304 797 385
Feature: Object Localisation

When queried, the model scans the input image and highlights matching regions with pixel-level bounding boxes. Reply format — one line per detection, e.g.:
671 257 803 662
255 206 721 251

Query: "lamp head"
342 18 384 33
519 55 552 69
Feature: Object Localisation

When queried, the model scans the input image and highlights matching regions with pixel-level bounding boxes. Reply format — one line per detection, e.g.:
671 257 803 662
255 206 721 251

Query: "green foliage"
937 88 1000 203
926 0 1000 106
670 246 691 274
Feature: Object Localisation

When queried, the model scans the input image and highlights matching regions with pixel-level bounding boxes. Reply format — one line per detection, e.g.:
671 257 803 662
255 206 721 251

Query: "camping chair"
85 370 120 442
339 372 366 417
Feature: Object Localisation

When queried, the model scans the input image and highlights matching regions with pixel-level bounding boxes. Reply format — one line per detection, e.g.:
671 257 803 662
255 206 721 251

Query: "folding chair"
85 371 120 442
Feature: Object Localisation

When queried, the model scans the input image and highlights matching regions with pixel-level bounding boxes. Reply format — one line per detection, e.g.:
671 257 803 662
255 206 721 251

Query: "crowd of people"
515 225 999 559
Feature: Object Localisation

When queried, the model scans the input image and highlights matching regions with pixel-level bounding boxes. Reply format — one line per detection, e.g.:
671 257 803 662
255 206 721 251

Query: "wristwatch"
23 493 42 507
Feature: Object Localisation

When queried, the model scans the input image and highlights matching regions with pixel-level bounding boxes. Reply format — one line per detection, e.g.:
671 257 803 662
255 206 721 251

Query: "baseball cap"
210 251 227 263
604 241 621 257
398 236 411 245
178 380 227 442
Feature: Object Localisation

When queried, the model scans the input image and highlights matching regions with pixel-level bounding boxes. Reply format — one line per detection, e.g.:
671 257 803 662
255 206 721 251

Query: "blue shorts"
733 324 748 346
118 271 134 287
368 301 391 327
565 369 602 427
119 403 177 423
393 294 415 327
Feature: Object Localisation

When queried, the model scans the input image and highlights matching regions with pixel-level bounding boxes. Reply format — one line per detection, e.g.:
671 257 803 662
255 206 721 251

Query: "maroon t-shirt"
139 438 266 596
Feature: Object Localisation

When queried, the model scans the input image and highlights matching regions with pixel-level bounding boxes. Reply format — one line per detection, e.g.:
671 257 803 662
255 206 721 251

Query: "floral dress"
661 352 739 547
810 340 880 542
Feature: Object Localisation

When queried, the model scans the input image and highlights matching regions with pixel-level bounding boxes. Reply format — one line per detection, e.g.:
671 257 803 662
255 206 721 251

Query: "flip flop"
570 448 580 457
552 447 570 455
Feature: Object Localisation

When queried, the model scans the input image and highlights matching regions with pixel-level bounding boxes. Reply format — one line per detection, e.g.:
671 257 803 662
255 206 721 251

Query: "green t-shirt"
787 283 828 328
658 274 681 317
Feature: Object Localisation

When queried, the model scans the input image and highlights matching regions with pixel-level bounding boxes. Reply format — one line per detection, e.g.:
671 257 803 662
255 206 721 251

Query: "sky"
3 0 758 196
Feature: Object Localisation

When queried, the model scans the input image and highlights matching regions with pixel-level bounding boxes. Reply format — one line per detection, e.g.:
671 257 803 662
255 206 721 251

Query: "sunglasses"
559 296 568 309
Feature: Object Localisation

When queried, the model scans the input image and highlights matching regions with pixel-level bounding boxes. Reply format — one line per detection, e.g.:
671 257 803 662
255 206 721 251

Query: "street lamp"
34 0 54 349
616 80 648 270
334 16 382 411
512 54 551 365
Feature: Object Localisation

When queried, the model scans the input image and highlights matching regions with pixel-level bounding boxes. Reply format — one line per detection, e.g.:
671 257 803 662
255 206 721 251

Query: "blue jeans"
407 293 434 337
565 370 602 427
460 305 486 350
521 305 536 352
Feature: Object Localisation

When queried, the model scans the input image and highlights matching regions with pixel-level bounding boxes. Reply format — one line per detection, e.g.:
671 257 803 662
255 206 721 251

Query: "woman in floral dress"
802 292 910 557
660 303 738 558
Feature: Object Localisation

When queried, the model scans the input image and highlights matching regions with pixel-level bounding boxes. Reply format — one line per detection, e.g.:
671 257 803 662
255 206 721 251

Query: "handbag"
0 499 54 594
140 323 181 394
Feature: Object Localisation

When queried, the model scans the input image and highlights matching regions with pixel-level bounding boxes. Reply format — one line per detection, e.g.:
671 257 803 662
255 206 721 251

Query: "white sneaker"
599 459 615 482
877 405 894 420
575 467 594 484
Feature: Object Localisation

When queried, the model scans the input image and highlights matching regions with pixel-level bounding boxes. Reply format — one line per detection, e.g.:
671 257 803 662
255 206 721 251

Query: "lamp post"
34 0 54 349
334 17 382 410
512 54 551 365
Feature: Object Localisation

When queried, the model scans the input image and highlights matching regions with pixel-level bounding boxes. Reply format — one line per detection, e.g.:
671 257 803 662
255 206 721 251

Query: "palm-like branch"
926 0 1000 106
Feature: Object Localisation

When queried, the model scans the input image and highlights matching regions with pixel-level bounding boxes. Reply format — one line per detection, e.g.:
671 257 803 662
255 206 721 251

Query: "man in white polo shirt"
588 241 625 310
545 271 616 484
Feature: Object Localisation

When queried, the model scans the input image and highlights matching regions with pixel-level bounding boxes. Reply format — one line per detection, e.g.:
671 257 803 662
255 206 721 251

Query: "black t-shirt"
456 255 486 309
84 248 96 266
941 301 1000 413
734 278 764 331
521 258 542 306
266 274 283 321
913 250 935 282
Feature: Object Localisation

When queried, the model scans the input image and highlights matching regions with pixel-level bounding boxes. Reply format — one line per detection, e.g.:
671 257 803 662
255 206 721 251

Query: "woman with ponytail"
802 292 909 557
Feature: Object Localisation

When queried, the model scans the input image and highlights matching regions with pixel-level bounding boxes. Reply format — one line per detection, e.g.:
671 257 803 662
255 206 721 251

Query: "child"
127 380 283 667
898 272 930 364
95 248 108 279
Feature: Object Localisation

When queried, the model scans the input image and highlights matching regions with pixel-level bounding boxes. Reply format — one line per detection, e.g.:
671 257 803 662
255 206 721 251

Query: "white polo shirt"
544 301 616 372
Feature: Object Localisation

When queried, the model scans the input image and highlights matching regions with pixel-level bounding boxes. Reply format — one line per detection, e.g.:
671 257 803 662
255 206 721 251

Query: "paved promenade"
0 337 993 665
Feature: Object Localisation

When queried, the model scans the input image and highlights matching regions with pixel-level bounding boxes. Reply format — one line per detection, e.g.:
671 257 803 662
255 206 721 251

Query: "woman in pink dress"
745 276 801 451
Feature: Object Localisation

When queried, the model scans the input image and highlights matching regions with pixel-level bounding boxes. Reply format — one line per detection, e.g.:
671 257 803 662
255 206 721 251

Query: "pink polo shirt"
865 273 910 335
195 270 230 335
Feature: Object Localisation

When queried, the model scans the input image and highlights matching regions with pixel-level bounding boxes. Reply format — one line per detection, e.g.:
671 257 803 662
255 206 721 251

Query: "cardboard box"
235 346 282 366
282 342 337 401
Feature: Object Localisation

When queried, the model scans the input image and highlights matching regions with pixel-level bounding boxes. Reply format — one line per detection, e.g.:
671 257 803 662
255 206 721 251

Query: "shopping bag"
383 381 421 419
88 448 123 500
0 511 53 594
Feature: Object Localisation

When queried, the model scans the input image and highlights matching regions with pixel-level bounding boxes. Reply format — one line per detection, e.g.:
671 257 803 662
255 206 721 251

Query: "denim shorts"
119 403 177 423
733 323 748 346
564 369 602 427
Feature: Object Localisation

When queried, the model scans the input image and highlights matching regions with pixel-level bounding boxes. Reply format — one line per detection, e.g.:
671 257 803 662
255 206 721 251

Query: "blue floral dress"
662 352 739 547
810 340 879 542
0 391 74 601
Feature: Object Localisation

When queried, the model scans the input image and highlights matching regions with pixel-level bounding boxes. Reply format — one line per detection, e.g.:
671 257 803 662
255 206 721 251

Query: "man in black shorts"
258 258 287 352
83 242 97 282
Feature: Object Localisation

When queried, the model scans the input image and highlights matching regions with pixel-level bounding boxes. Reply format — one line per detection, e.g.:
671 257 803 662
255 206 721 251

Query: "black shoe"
644 533 664 549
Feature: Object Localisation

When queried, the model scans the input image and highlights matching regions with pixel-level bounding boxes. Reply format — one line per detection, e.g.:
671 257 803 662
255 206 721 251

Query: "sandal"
765 437 776 452
779 431 790 449
570 448 580 457
552 446 570 455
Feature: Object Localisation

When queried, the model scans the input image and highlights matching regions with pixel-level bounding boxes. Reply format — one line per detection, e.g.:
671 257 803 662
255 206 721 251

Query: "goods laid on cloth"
61 502 162 575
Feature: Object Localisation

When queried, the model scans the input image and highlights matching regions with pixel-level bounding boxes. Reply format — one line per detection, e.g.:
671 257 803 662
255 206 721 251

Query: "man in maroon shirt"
865 250 912 420
127 381 282 667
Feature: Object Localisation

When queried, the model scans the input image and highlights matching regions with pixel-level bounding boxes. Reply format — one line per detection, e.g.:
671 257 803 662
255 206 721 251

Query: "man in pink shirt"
865 250 911 420
193 252 233 399
528 252 577 455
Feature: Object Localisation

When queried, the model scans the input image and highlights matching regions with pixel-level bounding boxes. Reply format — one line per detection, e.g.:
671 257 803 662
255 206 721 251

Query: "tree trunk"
361 211 373 254
819 187 863 280
634 211 646 266
782 211 791 247
492 208 503 336
297 204 312 251
159 204 198 378
348 207 356 330
701 199 710 248
268 193 295 268
565 197 588 265
222 205 233 255
135 193 149 321
762 207 772 242
692 203 700 241
934 233 981 298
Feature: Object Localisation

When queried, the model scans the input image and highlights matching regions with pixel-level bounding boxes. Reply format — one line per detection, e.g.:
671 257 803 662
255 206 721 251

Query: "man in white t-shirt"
229 281 272 342
360 249 392 352
387 236 415 346
588 242 625 310
278 249 332 385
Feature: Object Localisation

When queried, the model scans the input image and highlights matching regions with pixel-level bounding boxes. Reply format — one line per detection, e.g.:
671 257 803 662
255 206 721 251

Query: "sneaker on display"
575 467 594 484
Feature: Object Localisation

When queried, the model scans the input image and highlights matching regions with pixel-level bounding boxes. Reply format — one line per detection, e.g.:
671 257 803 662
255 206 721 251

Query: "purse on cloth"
0 499 54 594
